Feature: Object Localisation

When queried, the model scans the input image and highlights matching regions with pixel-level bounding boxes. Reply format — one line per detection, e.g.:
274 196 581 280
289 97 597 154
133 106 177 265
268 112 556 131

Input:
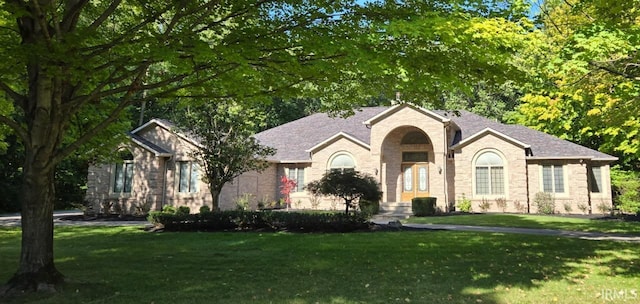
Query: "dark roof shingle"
254 107 387 161
440 110 616 160
173 106 617 162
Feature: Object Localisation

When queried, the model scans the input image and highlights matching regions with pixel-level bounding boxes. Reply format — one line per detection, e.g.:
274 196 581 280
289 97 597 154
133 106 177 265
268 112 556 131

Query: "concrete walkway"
371 218 640 243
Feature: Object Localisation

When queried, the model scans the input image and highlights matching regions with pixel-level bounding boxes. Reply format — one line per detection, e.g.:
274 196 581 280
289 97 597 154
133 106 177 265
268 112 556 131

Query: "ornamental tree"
176 101 275 211
279 175 297 208
306 169 382 215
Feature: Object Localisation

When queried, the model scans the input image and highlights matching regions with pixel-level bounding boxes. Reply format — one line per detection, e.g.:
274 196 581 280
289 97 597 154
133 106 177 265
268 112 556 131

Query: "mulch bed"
59 214 432 233
593 214 640 222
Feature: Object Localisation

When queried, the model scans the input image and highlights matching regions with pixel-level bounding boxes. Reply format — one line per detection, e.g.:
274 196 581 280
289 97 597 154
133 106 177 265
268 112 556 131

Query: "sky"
528 0 542 19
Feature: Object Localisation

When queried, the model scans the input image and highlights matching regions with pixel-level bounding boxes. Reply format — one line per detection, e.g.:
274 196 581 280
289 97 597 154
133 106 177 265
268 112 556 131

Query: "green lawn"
1 226 639 303
405 214 640 235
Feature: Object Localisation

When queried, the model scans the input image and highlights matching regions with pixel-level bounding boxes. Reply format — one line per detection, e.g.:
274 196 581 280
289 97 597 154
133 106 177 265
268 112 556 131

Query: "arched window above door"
401 131 429 145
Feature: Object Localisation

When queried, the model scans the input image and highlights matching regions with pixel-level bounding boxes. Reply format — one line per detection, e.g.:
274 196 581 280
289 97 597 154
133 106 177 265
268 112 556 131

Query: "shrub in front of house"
176 206 191 215
359 200 380 217
162 205 176 214
148 210 370 232
534 192 555 215
411 197 437 216
457 195 472 213
199 205 211 214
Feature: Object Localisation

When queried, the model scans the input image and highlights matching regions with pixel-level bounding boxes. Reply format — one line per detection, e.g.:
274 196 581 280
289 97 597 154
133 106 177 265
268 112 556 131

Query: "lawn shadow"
412 213 640 235
1 227 639 303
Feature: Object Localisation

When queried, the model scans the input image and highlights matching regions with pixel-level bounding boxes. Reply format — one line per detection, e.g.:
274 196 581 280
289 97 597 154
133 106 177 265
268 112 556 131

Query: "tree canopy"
176 101 275 210
0 0 531 295
511 0 640 168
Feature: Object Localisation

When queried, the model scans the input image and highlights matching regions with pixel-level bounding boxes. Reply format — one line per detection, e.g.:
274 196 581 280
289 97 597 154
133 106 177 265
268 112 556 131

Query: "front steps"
377 202 412 219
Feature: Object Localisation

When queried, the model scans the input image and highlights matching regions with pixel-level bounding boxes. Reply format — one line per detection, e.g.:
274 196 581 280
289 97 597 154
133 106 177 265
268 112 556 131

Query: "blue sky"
528 0 542 19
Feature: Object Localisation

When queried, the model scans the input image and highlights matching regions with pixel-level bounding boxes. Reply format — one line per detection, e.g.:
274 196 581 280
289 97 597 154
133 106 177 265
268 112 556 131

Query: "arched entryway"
381 127 434 202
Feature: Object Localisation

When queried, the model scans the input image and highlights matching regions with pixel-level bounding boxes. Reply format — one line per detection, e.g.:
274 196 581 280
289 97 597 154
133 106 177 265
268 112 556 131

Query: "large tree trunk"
4 161 64 293
3 54 66 293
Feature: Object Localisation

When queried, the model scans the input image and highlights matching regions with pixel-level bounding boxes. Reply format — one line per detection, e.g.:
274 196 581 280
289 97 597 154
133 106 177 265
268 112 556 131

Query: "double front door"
401 163 429 202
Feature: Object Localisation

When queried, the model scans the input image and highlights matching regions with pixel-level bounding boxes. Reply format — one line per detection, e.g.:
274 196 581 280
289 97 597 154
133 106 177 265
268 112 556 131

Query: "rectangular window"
476 167 489 195
590 166 602 193
490 167 505 195
542 165 564 193
476 167 504 195
178 161 199 193
402 152 428 162
113 162 133 193
287 167 305 192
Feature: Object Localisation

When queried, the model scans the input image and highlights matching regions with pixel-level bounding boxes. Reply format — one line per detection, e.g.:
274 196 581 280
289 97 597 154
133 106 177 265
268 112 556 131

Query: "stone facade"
452 133 529 212
86 121 212 213
86 105 616 215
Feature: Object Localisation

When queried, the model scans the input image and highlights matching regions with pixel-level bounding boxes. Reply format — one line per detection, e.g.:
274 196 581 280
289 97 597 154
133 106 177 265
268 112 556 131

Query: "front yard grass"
405 213 640 235
1 226 639 303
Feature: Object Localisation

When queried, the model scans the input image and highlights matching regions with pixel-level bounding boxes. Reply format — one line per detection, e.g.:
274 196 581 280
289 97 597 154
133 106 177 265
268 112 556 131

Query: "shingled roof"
129 133 172 156
255 106 617 162
255 107 388 162
441 110 616 161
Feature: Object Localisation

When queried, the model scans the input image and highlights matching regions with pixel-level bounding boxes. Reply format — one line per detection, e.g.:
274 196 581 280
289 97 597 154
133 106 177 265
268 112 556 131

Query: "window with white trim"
329 153 355 171
474 151 505 195
178 161 199 193
542 164 565 193
113 151 133 194
286 167 305 192
589 166 602 193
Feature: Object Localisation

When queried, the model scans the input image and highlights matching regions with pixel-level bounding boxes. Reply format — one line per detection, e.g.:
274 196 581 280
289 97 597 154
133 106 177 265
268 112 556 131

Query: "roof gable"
306 132 371 153
129 133 172 157
254 107 387 162
363 103 450 126
450 128 530 150
132 118 202 148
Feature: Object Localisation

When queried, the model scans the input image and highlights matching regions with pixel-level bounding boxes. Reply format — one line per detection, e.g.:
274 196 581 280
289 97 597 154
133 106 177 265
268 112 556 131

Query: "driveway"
0 211 150 227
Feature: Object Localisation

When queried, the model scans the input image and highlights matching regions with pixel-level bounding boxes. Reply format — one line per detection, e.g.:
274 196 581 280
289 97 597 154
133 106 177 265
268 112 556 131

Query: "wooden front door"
401 163 429 202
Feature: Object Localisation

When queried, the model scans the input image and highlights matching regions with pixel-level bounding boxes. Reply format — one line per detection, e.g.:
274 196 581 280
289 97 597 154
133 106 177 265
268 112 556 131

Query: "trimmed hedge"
148 210 371 233
412 197 437 216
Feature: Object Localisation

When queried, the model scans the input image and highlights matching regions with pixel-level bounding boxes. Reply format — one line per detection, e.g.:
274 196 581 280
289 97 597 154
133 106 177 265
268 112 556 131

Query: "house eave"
132 118 203 148
305 132 370 153
362 103 450 127
450 128 531 150
273 160 313 164
526 156 618 162
130 137 173 157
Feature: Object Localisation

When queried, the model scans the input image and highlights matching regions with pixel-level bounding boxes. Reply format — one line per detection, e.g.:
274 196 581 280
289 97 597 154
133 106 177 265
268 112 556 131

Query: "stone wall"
369 106 448 209
452 133 529 213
